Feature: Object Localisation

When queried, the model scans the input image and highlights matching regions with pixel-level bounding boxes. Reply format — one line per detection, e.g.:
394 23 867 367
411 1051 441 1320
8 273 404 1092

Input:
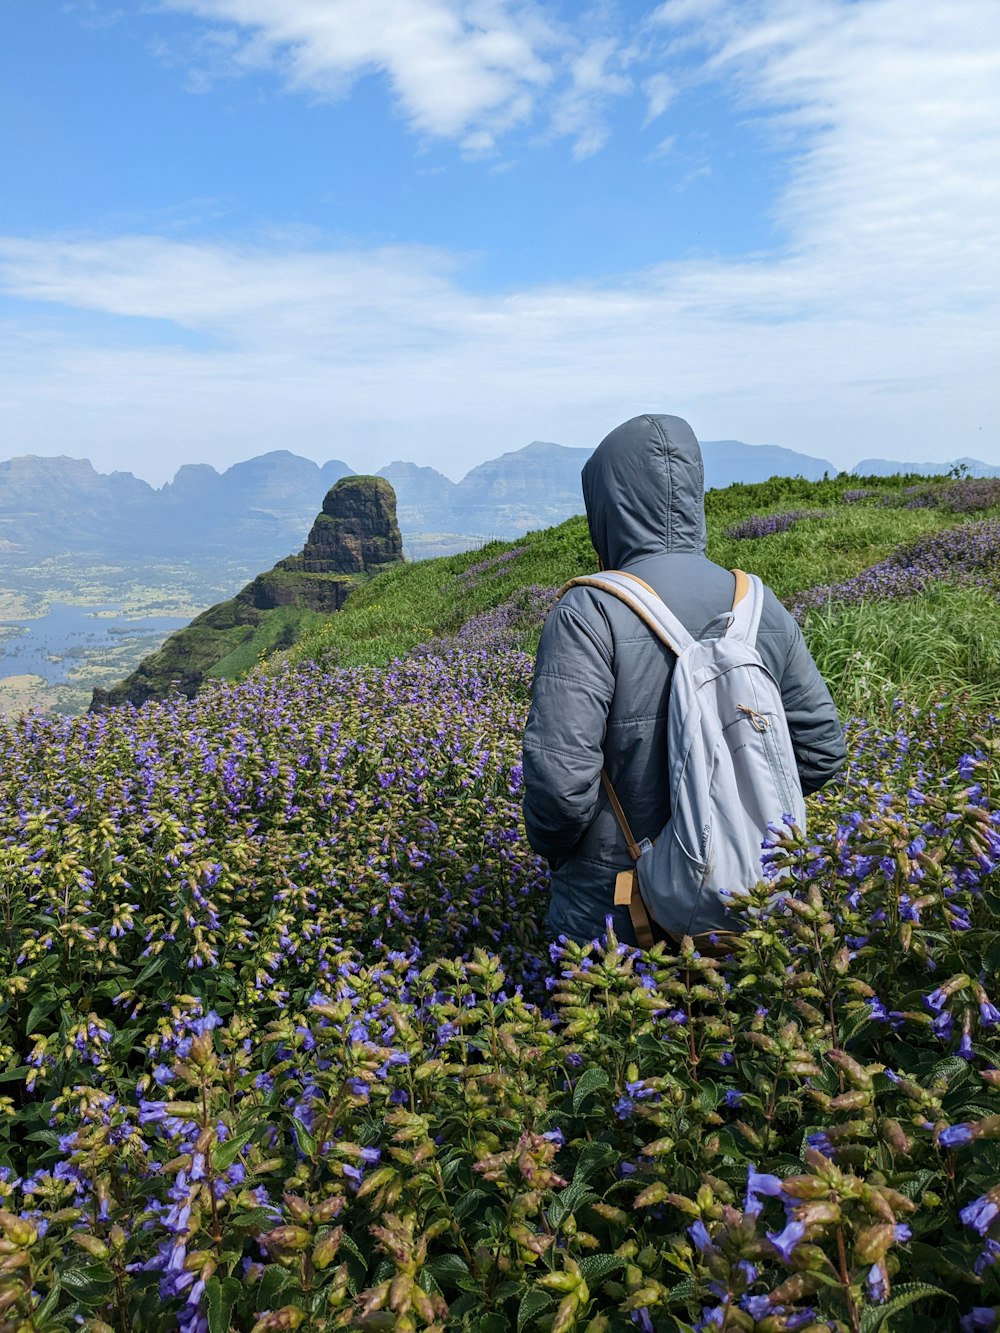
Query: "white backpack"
562 568 805 948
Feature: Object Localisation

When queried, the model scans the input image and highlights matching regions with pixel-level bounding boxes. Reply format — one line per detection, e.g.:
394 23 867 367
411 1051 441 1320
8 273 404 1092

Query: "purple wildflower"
961 1192 1000 1237
767 1219 806 1262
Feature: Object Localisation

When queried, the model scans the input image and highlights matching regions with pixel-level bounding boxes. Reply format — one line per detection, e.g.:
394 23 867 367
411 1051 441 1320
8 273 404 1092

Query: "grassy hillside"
276 470 1000 716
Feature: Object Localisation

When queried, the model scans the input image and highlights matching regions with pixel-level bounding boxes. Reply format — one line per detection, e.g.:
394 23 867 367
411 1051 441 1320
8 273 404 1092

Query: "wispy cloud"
152 0 654 157
157 0 561 151
652 0 1000 301
3 0 998 480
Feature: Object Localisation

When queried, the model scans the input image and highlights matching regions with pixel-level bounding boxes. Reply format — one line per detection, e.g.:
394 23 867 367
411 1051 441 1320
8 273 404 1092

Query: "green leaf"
547 1175 597 1227
577 1253 626 1282
211 1129 254 1171
471 1313 509 1333
858 1283 954 1333
25 991 60 1034
291 1115 316 1157
455 1187 490 1218
206 1276 242 1333
894 1169 938 1200
58 1263 116 1308
425 1253 471 1287
517 1288 553 1331
256 1264 299 1308
33 1283 63 1321
573 1141 617 1181
572 1066 610 1113
338 1231 367 1271
931 1054 975 1080
448 1292 480 1318
695 1078 720 1111
134 954 167 987
26 1129 60 1146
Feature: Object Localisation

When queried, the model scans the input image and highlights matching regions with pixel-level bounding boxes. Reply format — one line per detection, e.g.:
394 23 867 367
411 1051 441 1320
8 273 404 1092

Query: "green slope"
275 470 1000 686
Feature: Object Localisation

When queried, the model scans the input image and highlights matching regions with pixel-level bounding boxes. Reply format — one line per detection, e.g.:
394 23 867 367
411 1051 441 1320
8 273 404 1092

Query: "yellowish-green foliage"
278 470 1000 690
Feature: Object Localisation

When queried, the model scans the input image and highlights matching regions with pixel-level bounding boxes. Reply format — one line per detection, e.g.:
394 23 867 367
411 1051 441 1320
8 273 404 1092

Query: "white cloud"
641 71 675 124
2 0 998 480
548 35 634 158
1 219 996 483
652 0 1000 306
159 0 559 142
154 0 650 156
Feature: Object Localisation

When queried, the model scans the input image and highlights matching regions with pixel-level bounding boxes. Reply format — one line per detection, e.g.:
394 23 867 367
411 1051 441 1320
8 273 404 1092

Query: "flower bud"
539 1270 581 1293
828 1089 872 1112
855 1223 895 1263
882 1119 911 1153
282 1193 312 1223
313 1195 346 1223
0 1216 36 1248
389 1273 413 1313
261 1226 311 1253
72 1233 109 1260
190 1032 215 1067
250 1307 304 1332
794 1200 842 1226
311 1228 342 1270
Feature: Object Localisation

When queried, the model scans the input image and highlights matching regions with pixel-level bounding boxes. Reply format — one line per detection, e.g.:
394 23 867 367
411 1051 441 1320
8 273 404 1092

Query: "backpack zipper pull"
738 704 771 732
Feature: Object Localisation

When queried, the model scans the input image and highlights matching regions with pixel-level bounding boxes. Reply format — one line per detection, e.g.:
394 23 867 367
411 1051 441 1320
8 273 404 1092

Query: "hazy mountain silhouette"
4 437 989 569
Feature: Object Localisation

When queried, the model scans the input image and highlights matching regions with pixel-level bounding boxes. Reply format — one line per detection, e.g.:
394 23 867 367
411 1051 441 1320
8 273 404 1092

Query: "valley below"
0 554 260 713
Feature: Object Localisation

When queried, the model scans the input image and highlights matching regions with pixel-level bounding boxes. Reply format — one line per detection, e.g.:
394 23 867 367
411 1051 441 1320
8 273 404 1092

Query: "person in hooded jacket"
522 413 847 946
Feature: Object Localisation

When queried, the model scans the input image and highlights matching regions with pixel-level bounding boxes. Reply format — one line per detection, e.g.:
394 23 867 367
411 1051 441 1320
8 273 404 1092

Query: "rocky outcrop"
296 475 403 573
91 477 403 709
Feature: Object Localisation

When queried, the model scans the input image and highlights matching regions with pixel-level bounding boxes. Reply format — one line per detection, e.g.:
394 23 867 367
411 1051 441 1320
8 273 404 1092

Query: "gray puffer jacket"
522 414 846 945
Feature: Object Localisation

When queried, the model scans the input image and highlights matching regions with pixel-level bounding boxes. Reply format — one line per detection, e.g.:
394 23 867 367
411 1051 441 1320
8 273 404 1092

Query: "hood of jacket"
581 414 707 569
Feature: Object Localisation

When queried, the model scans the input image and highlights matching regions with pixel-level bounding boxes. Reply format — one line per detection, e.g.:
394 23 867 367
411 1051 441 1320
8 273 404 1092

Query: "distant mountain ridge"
851 456 1000 478
2 439 995 569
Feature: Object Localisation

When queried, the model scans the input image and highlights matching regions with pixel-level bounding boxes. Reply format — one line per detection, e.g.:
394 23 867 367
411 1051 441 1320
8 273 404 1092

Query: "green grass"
205 605 328 681
278 518 597 670
279 470 1000 679
706 503 961 600
801 581 1000 716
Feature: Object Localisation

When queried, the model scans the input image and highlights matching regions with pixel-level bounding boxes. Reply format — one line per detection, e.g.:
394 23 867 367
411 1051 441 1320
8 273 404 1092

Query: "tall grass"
801 581 1000 716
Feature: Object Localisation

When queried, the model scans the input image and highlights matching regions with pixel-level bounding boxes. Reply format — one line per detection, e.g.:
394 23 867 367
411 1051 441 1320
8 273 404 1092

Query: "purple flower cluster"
412 583 558 655
1 625 999 1328
726 509 827 540
894 477 1000 514
791 517 1000 618
455 544 527 585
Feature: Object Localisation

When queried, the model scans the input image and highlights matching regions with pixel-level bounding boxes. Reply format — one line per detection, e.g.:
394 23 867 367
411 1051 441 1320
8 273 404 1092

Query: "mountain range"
2 439 996 570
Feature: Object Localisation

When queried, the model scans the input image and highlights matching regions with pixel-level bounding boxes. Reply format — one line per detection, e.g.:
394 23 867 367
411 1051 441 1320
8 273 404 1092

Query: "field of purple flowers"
2 614 1000 1333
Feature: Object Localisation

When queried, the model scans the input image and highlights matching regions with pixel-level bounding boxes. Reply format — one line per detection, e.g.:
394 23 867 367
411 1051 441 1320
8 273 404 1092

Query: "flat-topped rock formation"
90 476 403 709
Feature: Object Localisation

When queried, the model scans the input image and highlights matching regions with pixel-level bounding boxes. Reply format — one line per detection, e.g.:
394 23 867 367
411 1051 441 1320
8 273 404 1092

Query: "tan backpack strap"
600 770 641 860
615 869 655 950
602 771 657 950
558 573 689 657
731 568 750 607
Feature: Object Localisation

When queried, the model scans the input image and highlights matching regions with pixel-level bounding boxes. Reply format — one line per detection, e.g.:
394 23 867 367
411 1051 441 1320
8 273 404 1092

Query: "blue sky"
0 0 998 484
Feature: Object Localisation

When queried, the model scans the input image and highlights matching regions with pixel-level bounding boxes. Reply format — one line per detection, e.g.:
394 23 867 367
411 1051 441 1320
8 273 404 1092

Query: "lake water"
0 603 191 684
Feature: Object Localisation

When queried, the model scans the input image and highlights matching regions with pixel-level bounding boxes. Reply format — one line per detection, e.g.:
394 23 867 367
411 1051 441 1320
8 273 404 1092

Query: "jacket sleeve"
522 595 615 866
776 611 847 795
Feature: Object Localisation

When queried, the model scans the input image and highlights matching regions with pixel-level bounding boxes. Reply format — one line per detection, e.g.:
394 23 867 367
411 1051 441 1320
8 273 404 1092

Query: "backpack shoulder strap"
560 570 694 656
726 568 765 645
